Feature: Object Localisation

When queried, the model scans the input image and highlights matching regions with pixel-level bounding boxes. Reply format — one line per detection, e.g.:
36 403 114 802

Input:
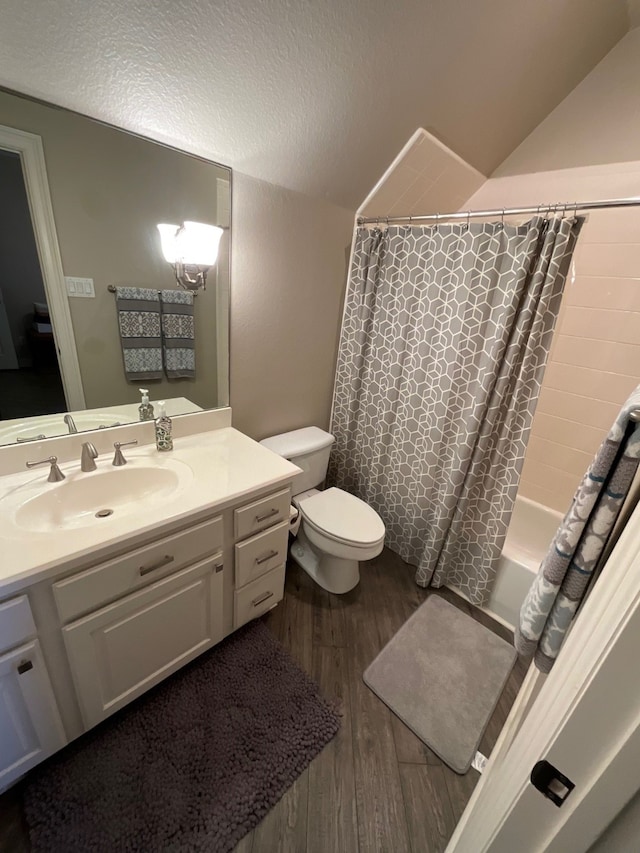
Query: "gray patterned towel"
160 290 196 379
515 385 640 672
116 287 163 381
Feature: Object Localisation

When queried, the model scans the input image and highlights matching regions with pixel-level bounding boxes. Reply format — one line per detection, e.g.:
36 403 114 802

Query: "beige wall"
467 29 640 514
0 89 230 411
467 162 640 512
496 28 640 177
230 173 354 439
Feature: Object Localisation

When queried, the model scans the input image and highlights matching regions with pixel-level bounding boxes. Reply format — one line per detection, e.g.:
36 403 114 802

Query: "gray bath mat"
364 595 516 773
23 620 340 852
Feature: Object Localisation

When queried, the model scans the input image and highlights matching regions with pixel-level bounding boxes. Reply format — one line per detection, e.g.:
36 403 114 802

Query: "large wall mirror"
0 88 231 447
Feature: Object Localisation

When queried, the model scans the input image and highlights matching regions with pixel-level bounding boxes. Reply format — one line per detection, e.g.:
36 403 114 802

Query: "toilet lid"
299 487 385 546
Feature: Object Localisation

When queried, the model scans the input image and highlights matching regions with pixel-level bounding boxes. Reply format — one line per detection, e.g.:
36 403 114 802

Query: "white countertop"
0 427 299 595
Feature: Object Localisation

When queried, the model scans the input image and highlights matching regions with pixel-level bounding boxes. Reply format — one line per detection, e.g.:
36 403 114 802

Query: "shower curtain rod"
356 195 640 226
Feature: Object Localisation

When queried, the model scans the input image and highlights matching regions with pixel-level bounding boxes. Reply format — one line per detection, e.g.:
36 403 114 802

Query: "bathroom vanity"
0 412 299 790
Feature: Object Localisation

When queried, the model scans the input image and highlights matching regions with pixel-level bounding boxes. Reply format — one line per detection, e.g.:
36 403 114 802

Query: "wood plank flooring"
0 548 529 853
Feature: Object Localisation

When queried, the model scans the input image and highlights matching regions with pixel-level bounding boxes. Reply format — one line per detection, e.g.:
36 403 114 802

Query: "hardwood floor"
245 547 529 853
0 548 528 853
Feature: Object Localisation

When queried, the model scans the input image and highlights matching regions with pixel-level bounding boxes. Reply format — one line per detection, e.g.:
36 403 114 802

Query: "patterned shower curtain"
328 217 583 604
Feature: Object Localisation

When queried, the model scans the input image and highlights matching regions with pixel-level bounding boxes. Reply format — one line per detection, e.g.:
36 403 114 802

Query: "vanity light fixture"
156 221 224 291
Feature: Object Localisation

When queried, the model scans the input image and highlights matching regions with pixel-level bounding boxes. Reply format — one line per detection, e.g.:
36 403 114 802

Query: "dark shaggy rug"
23 620 340 852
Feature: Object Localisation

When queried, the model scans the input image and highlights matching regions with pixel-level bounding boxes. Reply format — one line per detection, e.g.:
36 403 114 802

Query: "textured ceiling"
0 0 631 209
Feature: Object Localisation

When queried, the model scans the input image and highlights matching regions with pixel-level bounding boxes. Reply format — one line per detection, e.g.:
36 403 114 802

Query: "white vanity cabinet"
0 420 298 783
55 516 226 729
0 596 66 789
51 487 291 730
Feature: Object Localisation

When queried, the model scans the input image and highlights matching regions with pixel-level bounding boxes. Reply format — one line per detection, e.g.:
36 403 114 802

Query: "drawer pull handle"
17 660 33 675
255 508 279 523
252 591 274 608
256 549 279 565
139 554 174 576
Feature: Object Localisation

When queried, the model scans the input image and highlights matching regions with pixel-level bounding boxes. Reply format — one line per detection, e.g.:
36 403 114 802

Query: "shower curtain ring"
501 208 505 228
466 210 471 230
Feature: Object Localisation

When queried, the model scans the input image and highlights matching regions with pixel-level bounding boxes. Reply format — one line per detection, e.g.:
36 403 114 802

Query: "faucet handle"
112 439 138 467
26 456 66 482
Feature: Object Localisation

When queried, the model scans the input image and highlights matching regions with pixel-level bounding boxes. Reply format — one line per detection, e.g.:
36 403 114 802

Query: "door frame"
0 123 85 410
447 499 640 851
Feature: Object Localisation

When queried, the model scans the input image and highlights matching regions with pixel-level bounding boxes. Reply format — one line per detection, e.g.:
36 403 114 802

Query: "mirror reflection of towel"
160 290 195 379
115 287 163 381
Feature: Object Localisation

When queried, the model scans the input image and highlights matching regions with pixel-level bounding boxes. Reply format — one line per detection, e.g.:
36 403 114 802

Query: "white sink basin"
12 461 193 533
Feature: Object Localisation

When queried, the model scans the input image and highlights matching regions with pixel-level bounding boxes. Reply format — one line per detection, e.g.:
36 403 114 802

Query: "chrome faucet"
64 414 78 434
80 442 99 472
26 456 66 482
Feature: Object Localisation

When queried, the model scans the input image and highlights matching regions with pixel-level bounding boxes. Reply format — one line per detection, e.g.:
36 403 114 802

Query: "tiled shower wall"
466 162 640 512
359 129 484 219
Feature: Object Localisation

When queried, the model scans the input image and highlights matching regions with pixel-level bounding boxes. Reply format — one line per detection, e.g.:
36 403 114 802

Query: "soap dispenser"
155 401 173 451
138 388 155 421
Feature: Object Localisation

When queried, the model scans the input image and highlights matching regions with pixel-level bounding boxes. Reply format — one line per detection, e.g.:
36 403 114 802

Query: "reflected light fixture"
156 221 224 291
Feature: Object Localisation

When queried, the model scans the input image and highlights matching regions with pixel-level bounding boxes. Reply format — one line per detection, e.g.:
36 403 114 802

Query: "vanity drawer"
54 515 223 623
235 520 289 588
234 564 285 628
0 595 36 653
234 488 291 540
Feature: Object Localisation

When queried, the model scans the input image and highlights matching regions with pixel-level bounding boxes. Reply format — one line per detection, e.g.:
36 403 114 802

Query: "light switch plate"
65 276 95 298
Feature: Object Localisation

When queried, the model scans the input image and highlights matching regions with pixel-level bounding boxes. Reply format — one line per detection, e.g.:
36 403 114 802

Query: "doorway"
0 124 85 427
0 149 66 420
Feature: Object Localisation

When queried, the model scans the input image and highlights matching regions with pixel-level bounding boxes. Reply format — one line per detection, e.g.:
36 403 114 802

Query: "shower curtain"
328 216 583 604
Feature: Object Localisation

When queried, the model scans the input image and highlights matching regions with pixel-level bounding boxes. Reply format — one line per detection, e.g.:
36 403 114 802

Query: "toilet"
260 427 385 594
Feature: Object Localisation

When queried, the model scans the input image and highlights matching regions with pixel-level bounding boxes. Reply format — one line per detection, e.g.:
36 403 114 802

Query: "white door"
63 556 225 729
0 639 66 790
0 286 18 370
448 504 640 852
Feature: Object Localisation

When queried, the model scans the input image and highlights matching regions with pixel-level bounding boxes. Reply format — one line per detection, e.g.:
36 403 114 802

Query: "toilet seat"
297 487 385 547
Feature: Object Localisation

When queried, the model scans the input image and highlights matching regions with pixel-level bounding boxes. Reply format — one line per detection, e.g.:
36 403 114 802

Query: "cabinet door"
0 640 66 790
63 555 224 729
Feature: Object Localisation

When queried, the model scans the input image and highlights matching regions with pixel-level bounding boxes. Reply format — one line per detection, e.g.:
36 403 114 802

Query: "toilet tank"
260 427 335 495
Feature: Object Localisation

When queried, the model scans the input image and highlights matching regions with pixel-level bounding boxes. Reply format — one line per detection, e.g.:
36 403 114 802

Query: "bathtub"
487 496 563 628
449 495 563 630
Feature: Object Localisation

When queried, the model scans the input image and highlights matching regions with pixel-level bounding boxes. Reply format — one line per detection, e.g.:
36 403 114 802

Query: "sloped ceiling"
0 0 631 209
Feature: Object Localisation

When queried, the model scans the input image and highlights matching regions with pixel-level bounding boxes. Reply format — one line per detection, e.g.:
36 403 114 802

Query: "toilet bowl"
291 488 385 593
259 427 386 594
